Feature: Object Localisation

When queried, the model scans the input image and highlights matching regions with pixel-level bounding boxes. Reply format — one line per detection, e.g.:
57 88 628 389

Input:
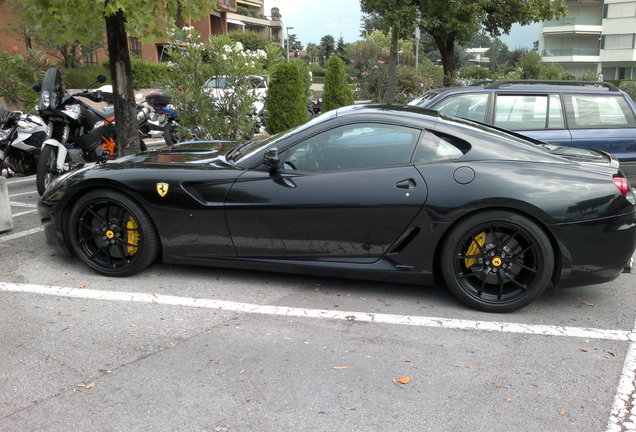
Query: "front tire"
36 145 60 196
67 189 160 276
440 211 554 313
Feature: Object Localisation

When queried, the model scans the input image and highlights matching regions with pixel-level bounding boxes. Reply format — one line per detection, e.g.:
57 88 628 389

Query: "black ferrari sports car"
38 105 636 312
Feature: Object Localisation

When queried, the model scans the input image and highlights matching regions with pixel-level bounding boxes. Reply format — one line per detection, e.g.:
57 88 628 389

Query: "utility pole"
286 26 294 62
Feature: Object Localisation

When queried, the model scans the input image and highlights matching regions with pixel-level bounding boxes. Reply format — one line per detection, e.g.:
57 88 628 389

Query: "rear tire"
36 145 60 196
440 210 554 313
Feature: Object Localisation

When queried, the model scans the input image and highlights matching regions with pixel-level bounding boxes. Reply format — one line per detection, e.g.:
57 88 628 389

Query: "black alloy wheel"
68 190 159 276
441 211 554 313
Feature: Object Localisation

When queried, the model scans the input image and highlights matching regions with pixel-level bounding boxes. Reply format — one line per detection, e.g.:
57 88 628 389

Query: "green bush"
620 81 636 102
322 55 353 112
307 63 326 77
63 66 111 89
459 66 493 81
0 48 50 111
228 31 269 52
265 62 308 134
130 57 170 89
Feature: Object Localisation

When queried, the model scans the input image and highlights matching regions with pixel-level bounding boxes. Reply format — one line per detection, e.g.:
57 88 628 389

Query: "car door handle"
395 178 416 189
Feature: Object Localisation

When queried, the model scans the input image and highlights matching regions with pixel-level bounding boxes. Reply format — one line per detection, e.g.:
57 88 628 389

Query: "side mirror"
263 147 280 171
32 82 42 92
96 74 107 84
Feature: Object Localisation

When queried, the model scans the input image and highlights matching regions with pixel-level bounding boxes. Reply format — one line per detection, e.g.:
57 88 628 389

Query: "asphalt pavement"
1 169 635 432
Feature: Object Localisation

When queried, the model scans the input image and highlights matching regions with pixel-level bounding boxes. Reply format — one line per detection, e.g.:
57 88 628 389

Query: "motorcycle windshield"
39 68 65 112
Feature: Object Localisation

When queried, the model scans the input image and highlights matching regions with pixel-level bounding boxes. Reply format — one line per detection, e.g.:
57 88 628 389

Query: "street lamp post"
286 26 294 62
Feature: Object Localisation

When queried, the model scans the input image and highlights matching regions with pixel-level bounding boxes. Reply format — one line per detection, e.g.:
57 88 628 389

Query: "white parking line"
12 209 38 217
0 281 634 429
0 281 633 341
0 226 44 243
607 320 636 432
6 177 35 185
9 202 37 208
9 190 38 197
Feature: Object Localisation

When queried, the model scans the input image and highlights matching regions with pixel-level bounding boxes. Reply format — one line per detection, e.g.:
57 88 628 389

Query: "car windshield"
228 110 338 166
205 77 229 89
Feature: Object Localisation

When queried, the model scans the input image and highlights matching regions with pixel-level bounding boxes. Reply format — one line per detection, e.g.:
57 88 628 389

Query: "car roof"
422 80 621 98
335 104 443 120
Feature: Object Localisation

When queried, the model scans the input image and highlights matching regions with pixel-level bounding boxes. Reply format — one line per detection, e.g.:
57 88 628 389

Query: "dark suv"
409 80 636 184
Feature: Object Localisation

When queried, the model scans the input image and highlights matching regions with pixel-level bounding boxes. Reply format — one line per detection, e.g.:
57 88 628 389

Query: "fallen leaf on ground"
342 407 357 410
85 382 95 389
345 315 356 321
559 411 567 416
582 301 595 307
607 352 616 357
77 284 86 289
505 398 512 402
76 388 91 394
395 376 410 384
467 365 486 370
332 366 350 370
579 348 589 352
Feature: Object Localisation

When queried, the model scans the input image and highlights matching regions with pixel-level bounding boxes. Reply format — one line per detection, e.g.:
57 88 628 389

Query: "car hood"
140 140 245 167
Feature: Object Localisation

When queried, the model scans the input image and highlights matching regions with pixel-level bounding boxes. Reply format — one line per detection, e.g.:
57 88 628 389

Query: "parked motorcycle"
0 107 49 177
138 89 181 145
34 68 148 195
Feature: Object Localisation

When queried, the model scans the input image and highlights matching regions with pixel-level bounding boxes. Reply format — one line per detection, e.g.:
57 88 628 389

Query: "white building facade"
539 0 636 80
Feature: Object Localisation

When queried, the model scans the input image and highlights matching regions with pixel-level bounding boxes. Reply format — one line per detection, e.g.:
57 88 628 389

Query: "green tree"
319 35 336 65
407 0 566 85
322 55 354 112
265 62 308 134
360 1 417 103
11 0 216 156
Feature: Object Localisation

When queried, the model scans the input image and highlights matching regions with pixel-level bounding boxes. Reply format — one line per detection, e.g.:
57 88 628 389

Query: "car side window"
413 130 466 163
563 94 636 128
284 123 421 171
494 94 565 130
433 93 488 122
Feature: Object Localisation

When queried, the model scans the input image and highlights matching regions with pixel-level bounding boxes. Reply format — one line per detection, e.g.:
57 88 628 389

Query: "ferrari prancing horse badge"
156 182 169 197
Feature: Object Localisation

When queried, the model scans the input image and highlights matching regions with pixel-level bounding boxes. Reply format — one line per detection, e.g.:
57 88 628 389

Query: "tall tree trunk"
384 27 398 104
105 8 139 157
434 35 456 86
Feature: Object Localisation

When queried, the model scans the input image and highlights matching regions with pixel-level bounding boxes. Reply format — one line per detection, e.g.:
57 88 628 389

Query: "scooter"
140 89 180 145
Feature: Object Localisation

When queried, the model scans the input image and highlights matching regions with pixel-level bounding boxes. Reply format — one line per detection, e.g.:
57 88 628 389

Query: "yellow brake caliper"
126 216 139 255
464 232 486 268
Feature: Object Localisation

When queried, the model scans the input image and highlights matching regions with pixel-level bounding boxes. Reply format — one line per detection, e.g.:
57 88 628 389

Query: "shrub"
130 57 170 89
265 62 308 134
160 29 263 140
459 66 493 81
228 31 269 52
63 66 111 89
322 55 353 112
620 81 636 102
0 48 50 111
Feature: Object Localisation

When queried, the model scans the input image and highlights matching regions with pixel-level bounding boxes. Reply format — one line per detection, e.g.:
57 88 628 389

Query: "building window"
603 34 635 49
128 36 142 58
607 2 636 18
81 44 98 65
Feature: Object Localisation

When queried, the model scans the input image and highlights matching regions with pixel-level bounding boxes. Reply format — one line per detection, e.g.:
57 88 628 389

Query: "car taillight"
613 176 629 198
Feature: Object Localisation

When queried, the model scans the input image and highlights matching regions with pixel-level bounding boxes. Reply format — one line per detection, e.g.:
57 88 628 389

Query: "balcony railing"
542 48 600 56
543 17 602 27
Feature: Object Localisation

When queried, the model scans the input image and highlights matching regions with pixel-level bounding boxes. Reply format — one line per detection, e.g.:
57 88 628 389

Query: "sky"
263 0 539 49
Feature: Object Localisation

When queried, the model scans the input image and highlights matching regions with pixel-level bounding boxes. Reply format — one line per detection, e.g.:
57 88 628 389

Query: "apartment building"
539 0 636 80
0 0 283 65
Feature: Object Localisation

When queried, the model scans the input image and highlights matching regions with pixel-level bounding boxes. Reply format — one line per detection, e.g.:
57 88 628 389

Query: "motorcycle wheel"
36 145 61 196
163 122 182 146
